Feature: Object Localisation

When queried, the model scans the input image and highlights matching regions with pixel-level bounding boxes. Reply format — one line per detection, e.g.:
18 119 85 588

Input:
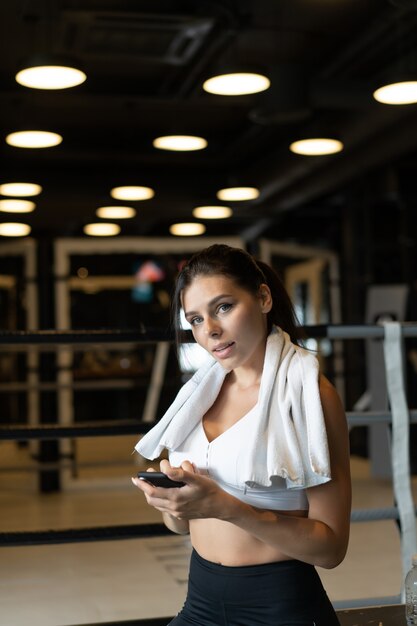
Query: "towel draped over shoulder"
135 326 331 489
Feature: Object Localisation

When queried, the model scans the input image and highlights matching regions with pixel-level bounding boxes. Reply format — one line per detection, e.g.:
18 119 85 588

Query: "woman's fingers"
160 458 195 485
181 460 195 473
132 460 213 519
131 476 152 494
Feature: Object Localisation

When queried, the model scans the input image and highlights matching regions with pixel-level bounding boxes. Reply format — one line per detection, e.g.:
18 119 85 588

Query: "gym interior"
1 2 417 625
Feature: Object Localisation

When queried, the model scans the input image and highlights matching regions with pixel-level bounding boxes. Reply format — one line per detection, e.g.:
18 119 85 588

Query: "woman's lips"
213 342 235 359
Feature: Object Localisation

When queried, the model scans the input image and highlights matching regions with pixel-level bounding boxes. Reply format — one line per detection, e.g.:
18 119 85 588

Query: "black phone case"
137 471 185 488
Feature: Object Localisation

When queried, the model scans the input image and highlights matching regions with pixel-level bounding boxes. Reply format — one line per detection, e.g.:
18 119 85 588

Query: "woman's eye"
190 316 203 326
218 303 232 314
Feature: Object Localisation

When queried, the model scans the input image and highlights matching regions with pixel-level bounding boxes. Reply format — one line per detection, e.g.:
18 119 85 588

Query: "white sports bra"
169 406 309 511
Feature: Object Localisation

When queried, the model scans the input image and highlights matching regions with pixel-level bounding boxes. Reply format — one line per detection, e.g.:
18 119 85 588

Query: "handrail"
1 322 417 347
1 410 417 440
0 327 173 349
0 523 171 547
0 420 151 440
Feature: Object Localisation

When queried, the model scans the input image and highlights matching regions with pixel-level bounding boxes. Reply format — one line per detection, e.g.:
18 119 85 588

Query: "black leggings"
168 550 340 626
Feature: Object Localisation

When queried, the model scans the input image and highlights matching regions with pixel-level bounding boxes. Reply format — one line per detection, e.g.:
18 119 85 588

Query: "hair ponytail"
254 260 303 345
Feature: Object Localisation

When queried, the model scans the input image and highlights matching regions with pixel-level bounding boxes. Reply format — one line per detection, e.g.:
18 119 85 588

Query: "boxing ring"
0 323 416 624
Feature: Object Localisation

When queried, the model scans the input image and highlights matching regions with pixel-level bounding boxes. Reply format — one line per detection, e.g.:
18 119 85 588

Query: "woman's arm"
161 511 190 535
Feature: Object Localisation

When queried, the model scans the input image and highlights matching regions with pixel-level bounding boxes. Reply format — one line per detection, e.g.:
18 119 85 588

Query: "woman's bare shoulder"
318 375 347 431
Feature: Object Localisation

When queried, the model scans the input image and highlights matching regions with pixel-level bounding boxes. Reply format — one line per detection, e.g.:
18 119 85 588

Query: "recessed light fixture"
192 206 232 219
0 222 31 237
16 64 86 90
110 186 155 201
289 138 343 156
216 187 260 201
96 206 136 219
203 72 270 96
0 199 36 213
6 130 63 148
83 223 121 237
153 135 208 151
0 182 42 196
169 223 206 236
373 80 417 105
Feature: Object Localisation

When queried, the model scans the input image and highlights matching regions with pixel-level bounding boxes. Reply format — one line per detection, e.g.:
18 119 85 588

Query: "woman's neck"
226 369 262 392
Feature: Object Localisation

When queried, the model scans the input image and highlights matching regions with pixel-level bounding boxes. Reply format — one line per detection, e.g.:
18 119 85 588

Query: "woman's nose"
204 319 220 336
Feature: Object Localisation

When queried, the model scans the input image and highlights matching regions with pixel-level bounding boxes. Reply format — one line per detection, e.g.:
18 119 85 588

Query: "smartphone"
137 471 185 488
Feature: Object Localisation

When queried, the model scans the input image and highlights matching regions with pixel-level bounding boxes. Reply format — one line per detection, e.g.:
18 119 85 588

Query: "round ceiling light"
373 81 417 105
216 187 260 201
203 72 270 96
83 223 121 237
0 222 31 237
110 186 155 201
192 206 232 219
96 206 136 219
16 65 86 90
0 199 36 213
153 135 208 151
0 182 42 196
289 138 343 156
6 130 63 148
169 223 206 236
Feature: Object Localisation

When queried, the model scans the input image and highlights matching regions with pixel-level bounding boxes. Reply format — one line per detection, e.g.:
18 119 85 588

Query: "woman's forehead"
184 273 235 293
181 274 250 308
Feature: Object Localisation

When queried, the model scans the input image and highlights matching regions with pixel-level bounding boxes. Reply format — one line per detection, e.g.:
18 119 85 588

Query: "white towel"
135 326 331 489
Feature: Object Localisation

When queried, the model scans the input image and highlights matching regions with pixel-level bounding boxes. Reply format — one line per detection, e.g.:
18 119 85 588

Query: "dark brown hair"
172 244 303 346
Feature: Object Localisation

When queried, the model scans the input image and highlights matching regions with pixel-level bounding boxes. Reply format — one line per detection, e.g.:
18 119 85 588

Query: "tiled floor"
0 435 414 626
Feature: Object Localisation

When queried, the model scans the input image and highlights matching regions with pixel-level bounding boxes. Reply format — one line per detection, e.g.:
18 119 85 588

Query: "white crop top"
169 406 309 511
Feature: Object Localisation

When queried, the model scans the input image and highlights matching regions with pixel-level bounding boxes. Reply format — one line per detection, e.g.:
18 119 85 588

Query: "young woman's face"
182 274 272 371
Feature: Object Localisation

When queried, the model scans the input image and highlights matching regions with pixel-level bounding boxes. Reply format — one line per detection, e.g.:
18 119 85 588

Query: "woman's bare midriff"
189 509 308 566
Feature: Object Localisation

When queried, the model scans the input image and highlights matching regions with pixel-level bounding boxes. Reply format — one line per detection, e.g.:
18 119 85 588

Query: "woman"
132 244 351 626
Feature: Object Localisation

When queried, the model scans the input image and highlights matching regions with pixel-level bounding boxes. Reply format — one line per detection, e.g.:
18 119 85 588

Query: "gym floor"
0 435 413 626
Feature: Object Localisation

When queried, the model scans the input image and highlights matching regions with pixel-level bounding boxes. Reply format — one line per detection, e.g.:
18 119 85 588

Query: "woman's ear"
259 283 273 313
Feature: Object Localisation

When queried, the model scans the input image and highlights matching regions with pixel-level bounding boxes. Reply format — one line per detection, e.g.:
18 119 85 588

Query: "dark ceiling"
1 0 417 244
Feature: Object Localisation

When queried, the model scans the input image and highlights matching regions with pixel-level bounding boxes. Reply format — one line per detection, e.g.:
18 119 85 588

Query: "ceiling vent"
61 11 215 65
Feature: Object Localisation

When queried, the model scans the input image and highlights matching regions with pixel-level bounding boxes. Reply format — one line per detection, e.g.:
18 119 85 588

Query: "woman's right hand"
131 463 190 534
132 459 233 523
